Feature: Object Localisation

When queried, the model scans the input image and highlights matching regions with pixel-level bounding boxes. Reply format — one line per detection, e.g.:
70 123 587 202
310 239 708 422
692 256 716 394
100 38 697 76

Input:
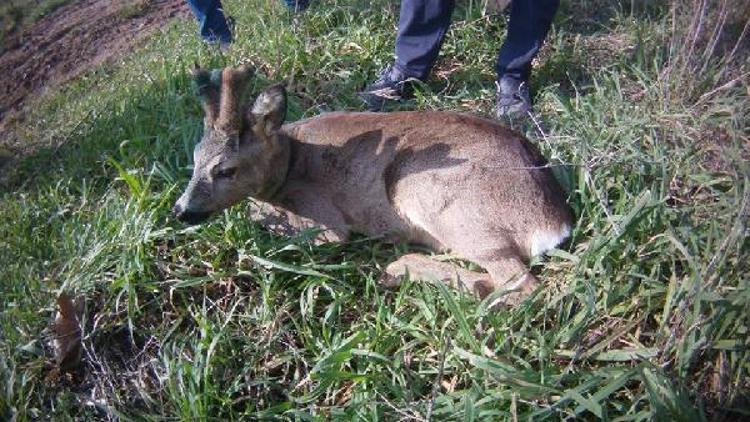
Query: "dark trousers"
186 0 232 44
394 0 559 81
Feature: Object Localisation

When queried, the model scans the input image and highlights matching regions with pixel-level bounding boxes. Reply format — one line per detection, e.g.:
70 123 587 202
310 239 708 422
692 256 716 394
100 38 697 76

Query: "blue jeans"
186 0 310 42
186 0 232 44
394 0 559 82
283 0 311 11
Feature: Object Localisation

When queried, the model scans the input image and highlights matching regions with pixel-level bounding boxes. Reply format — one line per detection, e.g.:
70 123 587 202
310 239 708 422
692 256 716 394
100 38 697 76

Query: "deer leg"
247 186 350 244
381 252 538 306
478 254 539 306
380 254 496 298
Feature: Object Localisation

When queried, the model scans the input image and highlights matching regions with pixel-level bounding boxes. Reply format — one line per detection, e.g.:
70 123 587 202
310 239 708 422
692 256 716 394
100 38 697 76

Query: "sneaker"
359 65 417 111
495 76 532 119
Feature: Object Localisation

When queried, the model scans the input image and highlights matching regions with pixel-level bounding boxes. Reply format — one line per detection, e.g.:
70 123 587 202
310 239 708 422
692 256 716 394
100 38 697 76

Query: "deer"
173 65 574 305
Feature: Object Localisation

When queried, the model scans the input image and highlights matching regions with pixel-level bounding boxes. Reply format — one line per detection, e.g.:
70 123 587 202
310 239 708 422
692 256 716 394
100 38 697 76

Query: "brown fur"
174 67 574 305
216 66 250 134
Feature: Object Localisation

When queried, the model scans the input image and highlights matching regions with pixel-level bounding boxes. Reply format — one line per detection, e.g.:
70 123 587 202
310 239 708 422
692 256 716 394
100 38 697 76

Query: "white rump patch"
530 224 571 257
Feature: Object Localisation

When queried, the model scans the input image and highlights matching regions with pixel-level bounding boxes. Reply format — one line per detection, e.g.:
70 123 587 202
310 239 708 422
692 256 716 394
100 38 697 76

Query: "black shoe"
360 65 418 111
495 76 532 119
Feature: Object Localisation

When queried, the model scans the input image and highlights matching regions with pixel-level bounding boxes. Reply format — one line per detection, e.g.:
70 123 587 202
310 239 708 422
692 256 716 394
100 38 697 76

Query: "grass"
1 0 748 419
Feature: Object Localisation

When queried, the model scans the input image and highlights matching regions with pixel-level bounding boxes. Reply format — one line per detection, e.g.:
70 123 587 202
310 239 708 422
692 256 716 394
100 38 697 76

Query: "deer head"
173 65 289 224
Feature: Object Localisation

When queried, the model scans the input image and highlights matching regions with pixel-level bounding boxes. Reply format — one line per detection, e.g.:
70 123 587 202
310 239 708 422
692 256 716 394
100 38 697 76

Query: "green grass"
1 0 748 419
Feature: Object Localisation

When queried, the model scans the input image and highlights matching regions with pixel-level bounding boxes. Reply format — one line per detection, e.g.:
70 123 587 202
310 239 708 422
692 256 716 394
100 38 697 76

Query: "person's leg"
495 0 559 118
496 0 559 81
361 0 454 110
394 0 456 80
186 0 232 44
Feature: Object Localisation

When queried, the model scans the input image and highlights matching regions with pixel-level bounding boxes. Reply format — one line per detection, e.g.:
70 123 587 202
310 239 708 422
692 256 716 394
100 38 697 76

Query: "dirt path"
0 0 189 158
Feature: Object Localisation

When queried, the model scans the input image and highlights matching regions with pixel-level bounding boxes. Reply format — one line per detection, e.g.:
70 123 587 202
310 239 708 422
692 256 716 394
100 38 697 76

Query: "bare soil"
0 0 188 160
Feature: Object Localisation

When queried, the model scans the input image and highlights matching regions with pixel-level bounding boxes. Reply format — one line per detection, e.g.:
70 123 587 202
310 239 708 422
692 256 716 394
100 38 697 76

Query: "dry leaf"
53 293 84 372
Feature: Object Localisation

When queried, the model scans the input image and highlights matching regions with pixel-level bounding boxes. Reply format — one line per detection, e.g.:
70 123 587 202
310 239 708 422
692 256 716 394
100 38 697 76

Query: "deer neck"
253 133 292 201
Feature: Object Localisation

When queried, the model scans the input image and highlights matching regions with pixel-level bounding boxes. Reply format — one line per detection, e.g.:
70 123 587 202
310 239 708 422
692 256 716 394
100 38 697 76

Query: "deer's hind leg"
381 251 538 306
381 253 497 299
475 252 539 306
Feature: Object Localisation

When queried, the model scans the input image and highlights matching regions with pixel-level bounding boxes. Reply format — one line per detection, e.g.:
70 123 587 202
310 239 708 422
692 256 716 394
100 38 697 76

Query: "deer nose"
173 205 211 225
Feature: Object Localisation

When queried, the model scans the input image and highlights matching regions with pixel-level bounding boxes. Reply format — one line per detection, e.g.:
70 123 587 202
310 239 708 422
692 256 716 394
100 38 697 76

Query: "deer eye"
215 167 237 179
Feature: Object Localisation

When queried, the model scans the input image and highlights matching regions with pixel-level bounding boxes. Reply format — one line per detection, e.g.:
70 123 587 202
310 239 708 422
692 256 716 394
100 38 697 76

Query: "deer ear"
250 84 287 138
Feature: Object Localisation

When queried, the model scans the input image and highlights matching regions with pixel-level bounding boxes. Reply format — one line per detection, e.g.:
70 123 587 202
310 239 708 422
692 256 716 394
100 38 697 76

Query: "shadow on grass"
558 0 668 36
2 80 192 196
536 0 668 97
